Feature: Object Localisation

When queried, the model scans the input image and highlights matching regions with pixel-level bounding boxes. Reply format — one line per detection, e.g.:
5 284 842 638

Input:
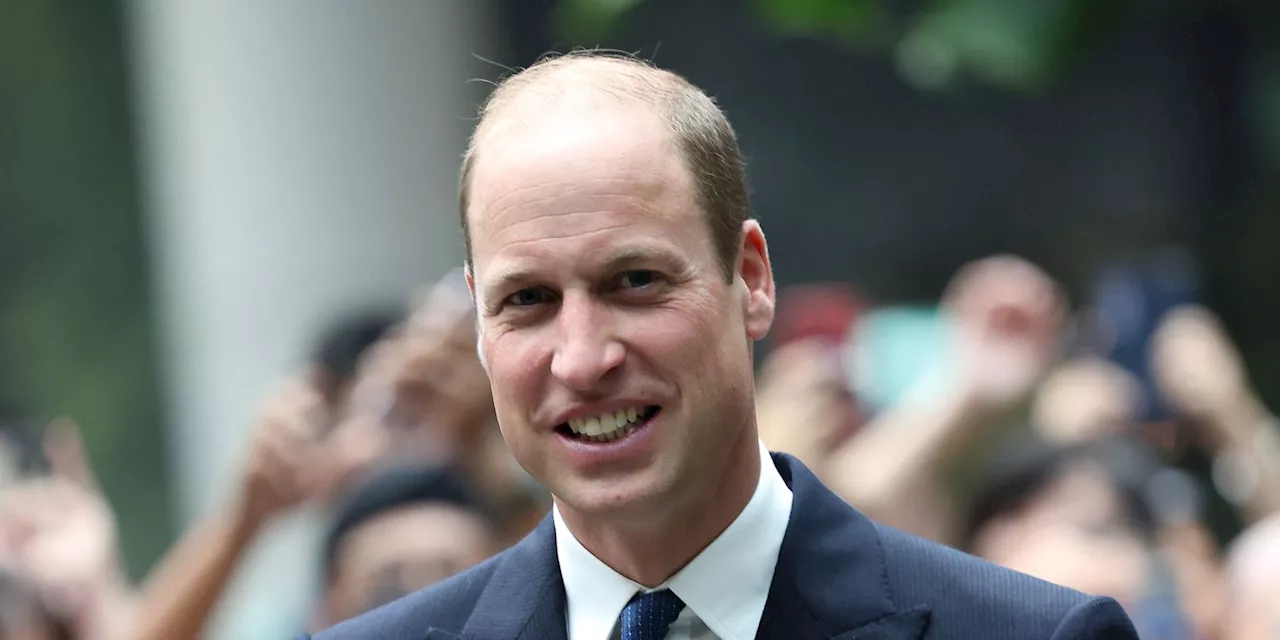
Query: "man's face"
326 504 494 623
465 105 774 520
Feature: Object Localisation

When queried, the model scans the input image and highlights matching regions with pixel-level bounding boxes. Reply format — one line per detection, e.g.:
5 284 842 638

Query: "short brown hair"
458 51 749 281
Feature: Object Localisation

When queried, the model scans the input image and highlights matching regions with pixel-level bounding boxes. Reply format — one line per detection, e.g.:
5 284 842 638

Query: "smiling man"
310 52 1138 640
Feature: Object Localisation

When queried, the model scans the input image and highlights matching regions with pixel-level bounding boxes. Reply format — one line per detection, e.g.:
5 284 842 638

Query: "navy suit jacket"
308 453 1139 639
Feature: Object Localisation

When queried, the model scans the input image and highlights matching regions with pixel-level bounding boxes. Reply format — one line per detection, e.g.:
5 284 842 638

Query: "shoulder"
309 551 505 639
873 524 1137 638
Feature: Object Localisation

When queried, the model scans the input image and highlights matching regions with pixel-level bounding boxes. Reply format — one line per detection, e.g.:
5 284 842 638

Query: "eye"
505 287 549 307
619 270 657 289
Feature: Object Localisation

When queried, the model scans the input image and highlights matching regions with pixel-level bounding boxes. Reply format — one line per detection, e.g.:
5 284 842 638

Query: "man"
319 463 499 628
0 570 74 640
961 436 1221 638
313 52 1138 639
308 308 402 423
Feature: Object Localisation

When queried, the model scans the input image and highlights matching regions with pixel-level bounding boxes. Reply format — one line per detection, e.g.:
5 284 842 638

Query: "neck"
558 425 762 588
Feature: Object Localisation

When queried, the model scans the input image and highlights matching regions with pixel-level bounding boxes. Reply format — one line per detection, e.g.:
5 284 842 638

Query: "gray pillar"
125 2 493 636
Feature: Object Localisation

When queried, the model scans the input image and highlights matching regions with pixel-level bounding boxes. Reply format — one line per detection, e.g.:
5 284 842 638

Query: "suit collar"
460 514 568 640
456 453 928 640
554 441 791 640
755 453 930 640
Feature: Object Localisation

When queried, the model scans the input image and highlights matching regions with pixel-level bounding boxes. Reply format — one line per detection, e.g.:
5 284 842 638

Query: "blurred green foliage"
557 0 1136 92
0 1 172 579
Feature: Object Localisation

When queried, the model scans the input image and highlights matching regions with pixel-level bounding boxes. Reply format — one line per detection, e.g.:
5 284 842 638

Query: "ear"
464 263 476 300
738 220 775 341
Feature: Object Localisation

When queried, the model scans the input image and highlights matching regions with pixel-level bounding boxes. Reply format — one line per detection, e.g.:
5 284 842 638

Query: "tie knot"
620 589 686 640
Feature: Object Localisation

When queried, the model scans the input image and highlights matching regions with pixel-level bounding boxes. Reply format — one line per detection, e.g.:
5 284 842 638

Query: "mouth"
554 405 661 444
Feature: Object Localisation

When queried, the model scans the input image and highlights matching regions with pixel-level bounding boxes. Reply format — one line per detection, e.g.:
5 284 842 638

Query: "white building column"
125 1 494 636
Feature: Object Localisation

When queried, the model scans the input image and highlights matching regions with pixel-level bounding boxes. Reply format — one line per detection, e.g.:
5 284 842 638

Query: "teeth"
564 406 650 441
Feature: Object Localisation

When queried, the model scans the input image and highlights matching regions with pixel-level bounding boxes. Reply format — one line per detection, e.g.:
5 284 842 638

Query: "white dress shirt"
553 441 794 640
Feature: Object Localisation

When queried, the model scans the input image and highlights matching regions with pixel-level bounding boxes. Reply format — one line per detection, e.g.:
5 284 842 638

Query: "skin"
326 504 495 624
972 464 1147 606
465 101 775 587
1222 519 1280 640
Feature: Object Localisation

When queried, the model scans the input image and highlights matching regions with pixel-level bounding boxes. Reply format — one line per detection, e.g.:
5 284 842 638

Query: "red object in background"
773 284 866 349
771 283 869 440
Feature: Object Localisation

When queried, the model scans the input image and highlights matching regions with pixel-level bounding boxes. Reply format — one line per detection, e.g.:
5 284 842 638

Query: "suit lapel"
757 454 931 640
459 515 568 640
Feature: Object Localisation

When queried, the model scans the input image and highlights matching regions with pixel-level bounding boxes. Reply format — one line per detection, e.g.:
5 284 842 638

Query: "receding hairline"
467 56 699 161
459 51 750 282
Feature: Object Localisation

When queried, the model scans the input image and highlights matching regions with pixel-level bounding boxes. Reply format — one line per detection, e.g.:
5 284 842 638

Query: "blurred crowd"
1 252 1278 640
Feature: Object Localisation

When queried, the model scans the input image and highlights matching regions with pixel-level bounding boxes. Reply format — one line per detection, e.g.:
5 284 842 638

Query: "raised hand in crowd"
125 378 338 640
0 419 136 640
818 254 1065 544
943 253 1066 410
1152 305 1280 523
1032 358 1141 445
755 339 861 477
343 279 547 543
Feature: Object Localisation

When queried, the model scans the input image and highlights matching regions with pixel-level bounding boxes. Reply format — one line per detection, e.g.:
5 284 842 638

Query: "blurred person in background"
1150 305 1280 525
960 435 1226 640
121 309 405 640
125 380 328 640
1032 358 1143 446
0 416 136 640
125 279 544 640
316 463 498 630
344 272 549 544
306 310 402 427
760 253 1068 546
1222 512 1280 640
0 569 74 640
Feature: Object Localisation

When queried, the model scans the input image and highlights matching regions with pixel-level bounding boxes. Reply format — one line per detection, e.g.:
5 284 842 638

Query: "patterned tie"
620 589 686 640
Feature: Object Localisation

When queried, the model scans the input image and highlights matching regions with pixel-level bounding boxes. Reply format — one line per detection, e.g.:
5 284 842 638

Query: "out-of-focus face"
972 463 1148 605
326 504 494 623
1222 527 1280 640
465 104 774 521
3 624 56 640
343 306 493 461
1222 586 1280 640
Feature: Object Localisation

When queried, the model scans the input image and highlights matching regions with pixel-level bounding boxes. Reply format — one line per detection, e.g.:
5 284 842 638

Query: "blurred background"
1 0 1279 638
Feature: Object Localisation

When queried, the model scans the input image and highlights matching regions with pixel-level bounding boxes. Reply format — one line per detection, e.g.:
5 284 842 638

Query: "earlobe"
739 220 776 341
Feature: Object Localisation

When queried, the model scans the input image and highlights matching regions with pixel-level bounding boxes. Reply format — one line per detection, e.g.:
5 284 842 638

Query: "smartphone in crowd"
772 284 959 417
1087 246 1203 424
845 305 956 414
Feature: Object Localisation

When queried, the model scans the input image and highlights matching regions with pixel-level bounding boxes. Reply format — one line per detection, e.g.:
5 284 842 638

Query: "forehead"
466 105 705 274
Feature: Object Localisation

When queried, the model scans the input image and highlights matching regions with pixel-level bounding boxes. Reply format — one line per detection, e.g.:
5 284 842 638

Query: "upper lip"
547 400 658 429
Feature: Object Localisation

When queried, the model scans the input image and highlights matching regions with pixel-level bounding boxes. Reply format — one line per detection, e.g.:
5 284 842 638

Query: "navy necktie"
620 589 686 640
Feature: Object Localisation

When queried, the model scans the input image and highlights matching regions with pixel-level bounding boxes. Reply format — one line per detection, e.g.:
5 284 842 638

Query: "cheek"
624 294 743 379
482 329 550 413
620 304 717 363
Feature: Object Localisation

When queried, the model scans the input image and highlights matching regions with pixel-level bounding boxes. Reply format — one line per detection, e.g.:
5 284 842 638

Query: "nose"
550 292 625 392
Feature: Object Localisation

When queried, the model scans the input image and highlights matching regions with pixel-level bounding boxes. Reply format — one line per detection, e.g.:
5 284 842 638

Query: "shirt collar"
554 441 794 640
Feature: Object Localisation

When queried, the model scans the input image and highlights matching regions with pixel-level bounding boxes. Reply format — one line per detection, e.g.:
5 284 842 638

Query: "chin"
555 470 675 521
